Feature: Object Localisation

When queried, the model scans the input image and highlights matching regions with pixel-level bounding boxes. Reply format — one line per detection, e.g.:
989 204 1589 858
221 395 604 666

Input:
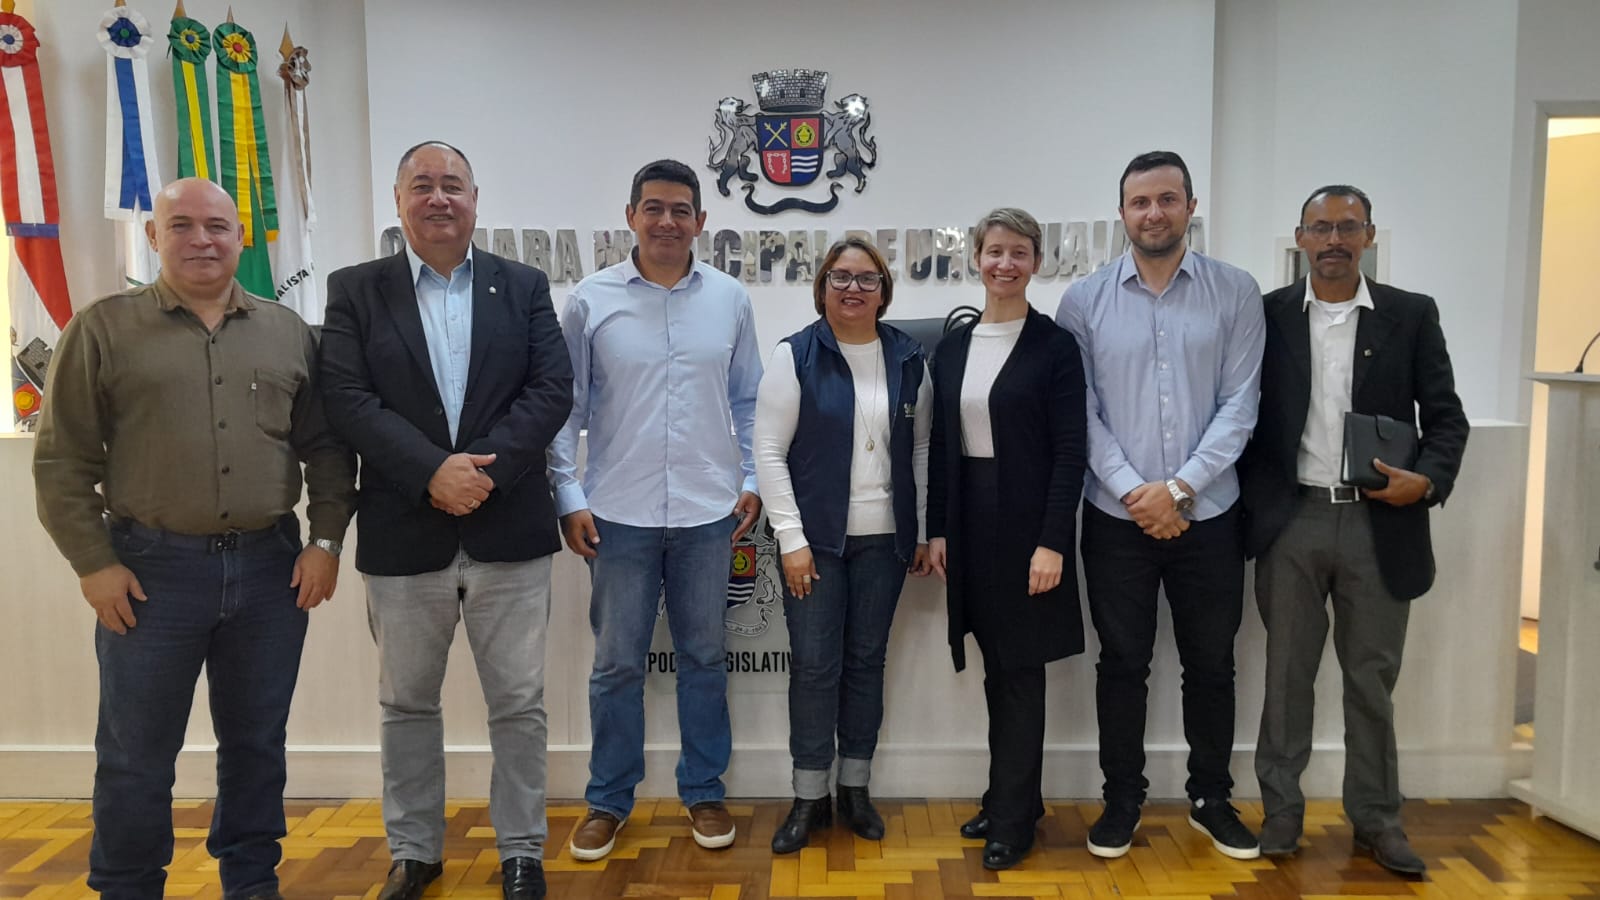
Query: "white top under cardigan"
754 339 934 555
959 319 1026 458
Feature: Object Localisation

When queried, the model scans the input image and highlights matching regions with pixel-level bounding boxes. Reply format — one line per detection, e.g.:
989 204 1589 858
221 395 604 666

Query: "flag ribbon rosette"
100 2 161 286
0 0 73 428
213 18 275 297
167 6 215 179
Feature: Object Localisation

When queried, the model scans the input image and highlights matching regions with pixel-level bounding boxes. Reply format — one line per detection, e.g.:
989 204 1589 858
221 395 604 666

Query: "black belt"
111 515 290 554
1296 484 1362 504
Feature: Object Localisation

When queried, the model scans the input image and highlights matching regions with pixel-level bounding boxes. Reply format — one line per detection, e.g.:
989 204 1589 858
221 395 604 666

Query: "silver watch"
312 537 343 557
1165 479 1195 513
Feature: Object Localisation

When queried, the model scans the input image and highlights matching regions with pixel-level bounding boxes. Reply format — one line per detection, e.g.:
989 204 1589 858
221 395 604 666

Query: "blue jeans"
90 517 307 900
585 515 736 818
783 534 905 798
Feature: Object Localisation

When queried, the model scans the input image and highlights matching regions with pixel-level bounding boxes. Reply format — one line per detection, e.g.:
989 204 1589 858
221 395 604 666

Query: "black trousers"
962 458 1046 848
1081 502 1244 804
977 653 1046 848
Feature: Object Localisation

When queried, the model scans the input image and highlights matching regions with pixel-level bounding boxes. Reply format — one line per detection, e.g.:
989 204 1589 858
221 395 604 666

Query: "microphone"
1576 328 1600 373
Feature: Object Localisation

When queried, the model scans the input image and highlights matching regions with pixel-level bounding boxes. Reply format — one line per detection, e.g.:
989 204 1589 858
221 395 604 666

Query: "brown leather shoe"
685 801 736 849
569 809 625 861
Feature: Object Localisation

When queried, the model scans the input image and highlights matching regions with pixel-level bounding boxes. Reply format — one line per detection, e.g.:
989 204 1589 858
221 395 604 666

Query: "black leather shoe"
241 892 284 900
959 812 990 840
771 796 832 854
378 859 444 900
981 839 1030 870
1355 827 1427 876
836 786 885 840
501 856 546 900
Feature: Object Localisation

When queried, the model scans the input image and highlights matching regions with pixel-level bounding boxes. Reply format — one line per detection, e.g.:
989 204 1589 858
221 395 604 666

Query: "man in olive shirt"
32 178 355 900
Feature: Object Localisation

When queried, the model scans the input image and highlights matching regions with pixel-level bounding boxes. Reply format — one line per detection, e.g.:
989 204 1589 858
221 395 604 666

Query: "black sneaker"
1188 798 1260 860
1086 800 1141 858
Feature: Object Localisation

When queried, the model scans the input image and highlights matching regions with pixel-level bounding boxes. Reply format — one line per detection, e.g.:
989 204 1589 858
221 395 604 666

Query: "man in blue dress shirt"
548 159 763 861
1056 151 1266 862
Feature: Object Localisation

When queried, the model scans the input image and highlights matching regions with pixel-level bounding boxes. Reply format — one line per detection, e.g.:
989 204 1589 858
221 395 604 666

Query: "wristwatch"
312 538 343 557
1165 479 1195 514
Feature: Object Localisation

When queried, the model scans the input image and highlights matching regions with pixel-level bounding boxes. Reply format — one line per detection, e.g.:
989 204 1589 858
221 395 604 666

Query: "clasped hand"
429 452 496 516
1124 481 1190 540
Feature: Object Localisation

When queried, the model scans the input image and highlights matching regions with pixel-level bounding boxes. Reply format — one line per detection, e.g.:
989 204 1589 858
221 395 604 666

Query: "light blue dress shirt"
406 245 474 445
547 254 762 528
1056 249 1265 521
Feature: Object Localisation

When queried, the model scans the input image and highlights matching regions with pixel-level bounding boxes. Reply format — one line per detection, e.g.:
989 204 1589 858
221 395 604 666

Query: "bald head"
146 177 244 301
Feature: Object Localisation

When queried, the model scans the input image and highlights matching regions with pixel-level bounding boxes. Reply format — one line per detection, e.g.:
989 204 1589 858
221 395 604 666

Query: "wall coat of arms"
708 68 878 215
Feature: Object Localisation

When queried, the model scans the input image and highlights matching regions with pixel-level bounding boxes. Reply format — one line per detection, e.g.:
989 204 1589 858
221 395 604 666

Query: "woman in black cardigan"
926 208 1088 870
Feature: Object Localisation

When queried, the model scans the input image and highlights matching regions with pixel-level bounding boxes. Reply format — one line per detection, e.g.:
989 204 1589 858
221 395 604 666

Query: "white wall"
363 0 1218 351
1211 0 1519 420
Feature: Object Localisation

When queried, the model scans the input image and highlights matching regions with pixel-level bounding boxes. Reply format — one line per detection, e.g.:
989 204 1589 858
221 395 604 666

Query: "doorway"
1518 116 1600 741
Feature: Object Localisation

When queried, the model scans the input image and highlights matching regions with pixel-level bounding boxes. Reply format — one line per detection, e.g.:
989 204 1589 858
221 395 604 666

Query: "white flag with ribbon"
273 31 318 323
99 4 161 287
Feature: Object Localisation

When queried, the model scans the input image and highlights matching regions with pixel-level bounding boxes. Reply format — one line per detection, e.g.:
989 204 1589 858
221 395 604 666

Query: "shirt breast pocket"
253 368 298 439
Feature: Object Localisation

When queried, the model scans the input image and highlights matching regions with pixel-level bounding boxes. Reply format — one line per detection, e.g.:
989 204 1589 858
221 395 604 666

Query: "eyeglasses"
1299 220 1371 238
825 269 883 291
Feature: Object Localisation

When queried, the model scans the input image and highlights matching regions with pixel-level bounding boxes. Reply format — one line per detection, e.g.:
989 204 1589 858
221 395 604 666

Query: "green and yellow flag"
213 17 275 297
166 5 214 179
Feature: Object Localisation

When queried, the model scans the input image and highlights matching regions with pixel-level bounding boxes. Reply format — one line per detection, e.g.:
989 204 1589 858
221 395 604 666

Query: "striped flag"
213 18 275 298
100 3 161 286
0 4 73 430
273 30 318 322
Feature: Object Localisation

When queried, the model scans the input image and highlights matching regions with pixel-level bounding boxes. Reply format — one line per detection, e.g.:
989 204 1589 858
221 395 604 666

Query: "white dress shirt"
1296 276 1375 486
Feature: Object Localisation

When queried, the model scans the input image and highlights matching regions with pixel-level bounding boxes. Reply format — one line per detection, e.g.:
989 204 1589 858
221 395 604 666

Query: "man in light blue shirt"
548 159 762 861
1056 151 1265 863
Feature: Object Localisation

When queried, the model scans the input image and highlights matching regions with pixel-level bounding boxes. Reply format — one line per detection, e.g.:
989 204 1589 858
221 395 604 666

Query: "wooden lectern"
1509 373 1600 840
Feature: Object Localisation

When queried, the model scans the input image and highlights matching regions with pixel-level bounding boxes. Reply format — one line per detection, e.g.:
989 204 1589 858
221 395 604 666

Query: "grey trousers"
366 549 552 862
1254 499 1411 834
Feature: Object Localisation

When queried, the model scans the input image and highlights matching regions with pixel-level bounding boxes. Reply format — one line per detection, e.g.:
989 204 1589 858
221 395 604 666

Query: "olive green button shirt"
33 278 357 576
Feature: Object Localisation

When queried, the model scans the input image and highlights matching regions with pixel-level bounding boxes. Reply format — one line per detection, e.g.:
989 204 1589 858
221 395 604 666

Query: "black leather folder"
1341 412 1418 490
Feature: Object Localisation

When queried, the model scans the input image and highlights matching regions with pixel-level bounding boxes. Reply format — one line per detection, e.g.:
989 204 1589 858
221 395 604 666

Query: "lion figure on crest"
824 93 877 193
707 96 759 197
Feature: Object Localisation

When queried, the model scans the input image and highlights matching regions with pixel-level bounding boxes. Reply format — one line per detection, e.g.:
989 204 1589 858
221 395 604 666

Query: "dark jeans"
782 534 906 795
1081 503 1244 804
90 517 307 900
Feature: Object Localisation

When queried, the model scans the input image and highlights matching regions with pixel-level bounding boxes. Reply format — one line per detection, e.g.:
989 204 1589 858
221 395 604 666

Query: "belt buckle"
210 532 240 553
1330 485 1361 504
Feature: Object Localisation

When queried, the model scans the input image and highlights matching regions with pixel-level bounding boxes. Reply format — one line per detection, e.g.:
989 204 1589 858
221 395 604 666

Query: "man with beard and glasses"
1238 185 1467 876
548 159 763 861
1056 150 1265 862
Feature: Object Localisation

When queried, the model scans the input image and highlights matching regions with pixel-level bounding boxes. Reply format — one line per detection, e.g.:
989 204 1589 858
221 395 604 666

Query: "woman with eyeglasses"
754 236 933 854
925 208 1088 870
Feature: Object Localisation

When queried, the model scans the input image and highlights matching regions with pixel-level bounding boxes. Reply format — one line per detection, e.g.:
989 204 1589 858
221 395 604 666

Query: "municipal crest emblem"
725 520 782 637
707 68 878 215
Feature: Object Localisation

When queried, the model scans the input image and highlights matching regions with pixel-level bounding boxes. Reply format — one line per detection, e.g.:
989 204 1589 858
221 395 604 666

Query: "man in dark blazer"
1239 185 1468 877
319 141 573 900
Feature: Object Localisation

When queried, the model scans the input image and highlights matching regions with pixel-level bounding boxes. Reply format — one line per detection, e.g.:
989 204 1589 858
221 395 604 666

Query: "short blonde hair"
972 207 1043 260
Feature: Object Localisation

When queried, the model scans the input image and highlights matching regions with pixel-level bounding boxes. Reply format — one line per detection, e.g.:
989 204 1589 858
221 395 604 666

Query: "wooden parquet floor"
3 797 1598 899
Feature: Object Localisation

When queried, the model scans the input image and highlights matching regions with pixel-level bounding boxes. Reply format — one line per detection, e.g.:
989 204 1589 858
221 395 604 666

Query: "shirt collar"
1302 275 1375 312
620 246 702 291
1115 247 1197 289
406 243 475 288
152 276 255 315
